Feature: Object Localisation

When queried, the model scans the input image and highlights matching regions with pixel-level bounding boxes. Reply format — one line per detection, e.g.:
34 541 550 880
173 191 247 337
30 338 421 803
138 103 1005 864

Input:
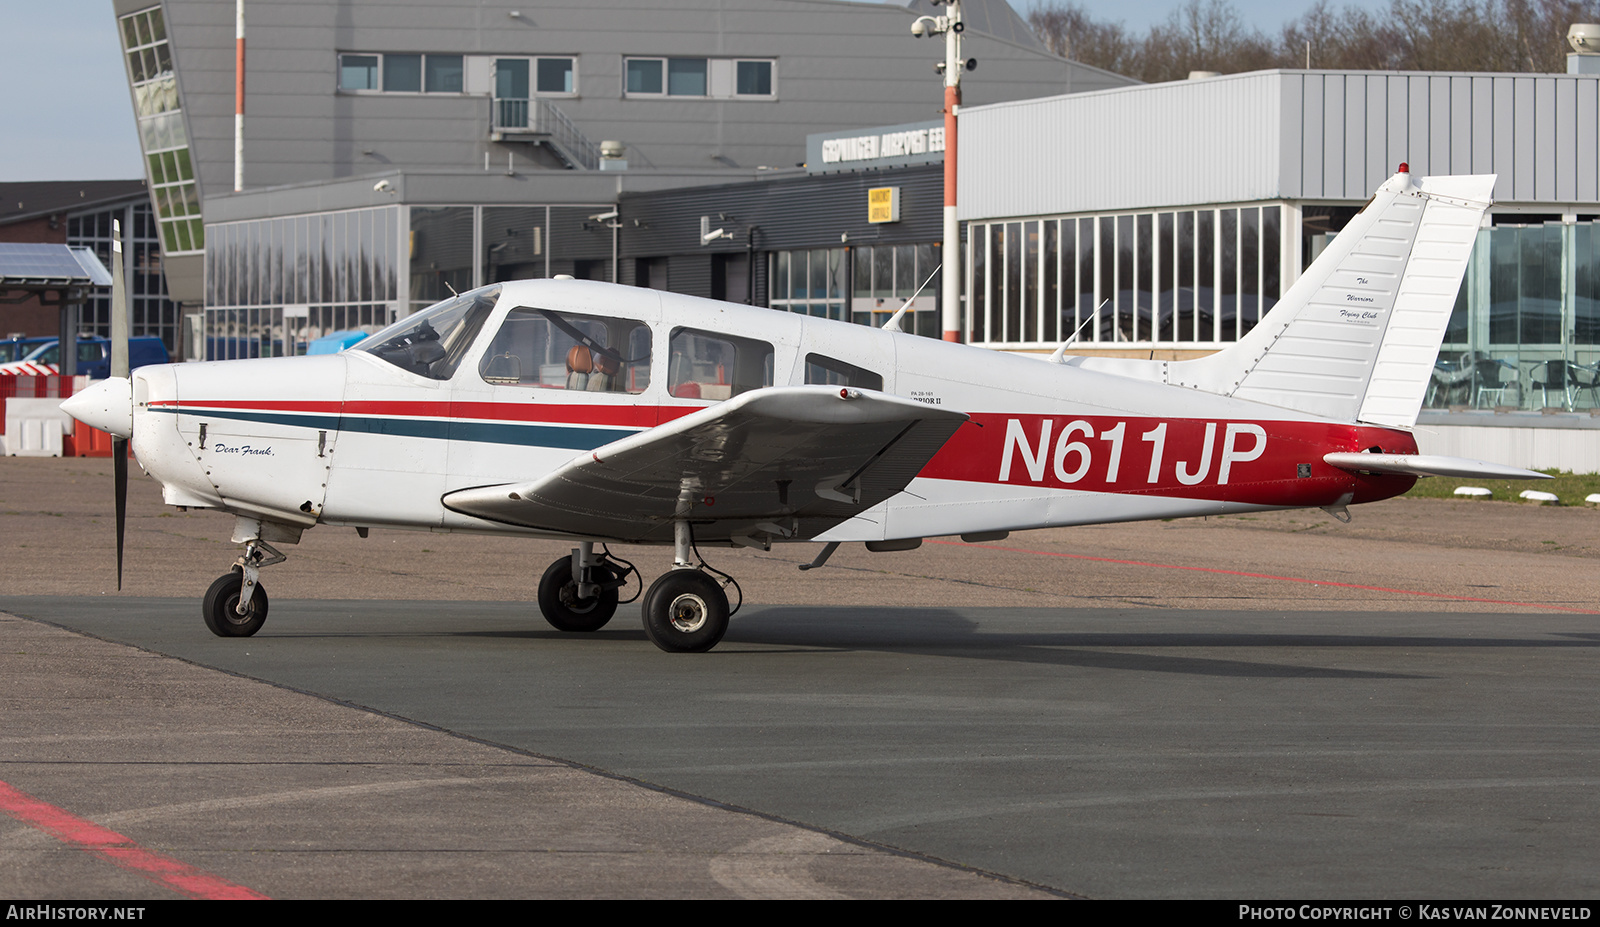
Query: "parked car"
0 335 56 364
0 336 170 378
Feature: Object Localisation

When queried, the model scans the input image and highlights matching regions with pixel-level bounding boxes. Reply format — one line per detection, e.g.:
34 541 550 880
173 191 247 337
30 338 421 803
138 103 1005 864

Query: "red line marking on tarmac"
0 780 269 900
929 540 1600 615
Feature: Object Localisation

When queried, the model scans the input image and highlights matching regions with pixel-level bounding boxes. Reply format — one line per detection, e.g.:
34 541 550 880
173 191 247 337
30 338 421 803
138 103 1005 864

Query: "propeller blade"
110 218 129 591
114 437 127 591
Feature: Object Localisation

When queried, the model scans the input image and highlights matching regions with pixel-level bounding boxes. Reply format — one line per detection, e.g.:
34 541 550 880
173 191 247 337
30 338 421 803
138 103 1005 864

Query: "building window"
769 248 848 322
119 5 202 256
425 55 464 93
336 53 467 94
536 58 575 94
736 60 772 96
383 54 422 92
667 58 707 96
626 58 664 95
625 58 776 99
968 206 1281 349
339 55 379 91
851 243 940 337
1427 217 1600 412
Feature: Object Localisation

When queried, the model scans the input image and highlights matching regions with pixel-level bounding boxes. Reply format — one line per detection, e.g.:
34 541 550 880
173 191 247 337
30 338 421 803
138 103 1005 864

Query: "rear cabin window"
804 353 883 391
667 329 773 400
478 307 652 393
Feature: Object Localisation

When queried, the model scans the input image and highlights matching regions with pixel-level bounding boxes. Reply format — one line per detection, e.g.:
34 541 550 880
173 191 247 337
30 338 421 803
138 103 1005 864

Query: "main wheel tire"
202 572 268 638
537 558 619 632
641 570 729 653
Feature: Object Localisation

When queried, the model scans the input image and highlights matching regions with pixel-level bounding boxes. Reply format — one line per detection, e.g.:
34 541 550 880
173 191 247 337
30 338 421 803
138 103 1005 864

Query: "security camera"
588 210 618 222
1570 23 1600 53
702 228 729 244
910 15 940 37
373 179 393 193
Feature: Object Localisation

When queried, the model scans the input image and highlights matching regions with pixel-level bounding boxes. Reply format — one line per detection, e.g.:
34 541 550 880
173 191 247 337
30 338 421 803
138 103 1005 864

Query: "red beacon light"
1397 161 1410 173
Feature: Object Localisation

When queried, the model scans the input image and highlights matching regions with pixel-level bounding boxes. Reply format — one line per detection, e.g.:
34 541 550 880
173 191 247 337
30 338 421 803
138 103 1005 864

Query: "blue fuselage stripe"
148 406 634 450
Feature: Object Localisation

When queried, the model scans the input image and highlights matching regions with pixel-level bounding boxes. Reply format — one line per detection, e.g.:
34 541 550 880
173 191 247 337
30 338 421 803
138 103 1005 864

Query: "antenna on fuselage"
443 281 459 298
881 266 941 333
1049 299 1109 364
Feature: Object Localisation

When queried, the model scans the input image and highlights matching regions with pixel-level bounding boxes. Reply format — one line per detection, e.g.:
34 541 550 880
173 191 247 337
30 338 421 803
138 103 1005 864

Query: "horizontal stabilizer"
1323 452 1551 481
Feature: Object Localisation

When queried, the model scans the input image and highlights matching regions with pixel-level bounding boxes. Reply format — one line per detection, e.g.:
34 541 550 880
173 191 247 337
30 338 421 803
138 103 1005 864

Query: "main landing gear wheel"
641 569 729 653
538 557 619 632
202 570 269 638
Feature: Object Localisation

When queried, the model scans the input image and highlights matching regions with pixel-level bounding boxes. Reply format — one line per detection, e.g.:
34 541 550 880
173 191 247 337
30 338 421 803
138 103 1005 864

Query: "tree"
1027 0 1600 79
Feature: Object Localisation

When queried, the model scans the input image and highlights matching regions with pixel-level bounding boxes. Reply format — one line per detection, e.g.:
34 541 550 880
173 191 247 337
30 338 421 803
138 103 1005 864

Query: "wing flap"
1323 452 1551 481
443 386 968 543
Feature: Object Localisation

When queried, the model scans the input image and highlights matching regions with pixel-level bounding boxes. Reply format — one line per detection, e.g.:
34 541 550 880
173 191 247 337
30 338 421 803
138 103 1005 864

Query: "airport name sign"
807 120 944 173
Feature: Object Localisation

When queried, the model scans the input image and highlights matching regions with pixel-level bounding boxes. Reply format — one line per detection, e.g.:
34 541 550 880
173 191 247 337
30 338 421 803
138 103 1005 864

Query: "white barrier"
4 398 75 457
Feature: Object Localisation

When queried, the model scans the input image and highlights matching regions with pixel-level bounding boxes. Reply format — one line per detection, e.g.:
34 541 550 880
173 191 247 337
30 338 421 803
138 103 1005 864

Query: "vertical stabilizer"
1147 171 1493 427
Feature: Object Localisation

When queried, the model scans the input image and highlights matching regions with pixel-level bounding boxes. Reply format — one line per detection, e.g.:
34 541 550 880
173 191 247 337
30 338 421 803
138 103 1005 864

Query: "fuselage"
125 279 1416 544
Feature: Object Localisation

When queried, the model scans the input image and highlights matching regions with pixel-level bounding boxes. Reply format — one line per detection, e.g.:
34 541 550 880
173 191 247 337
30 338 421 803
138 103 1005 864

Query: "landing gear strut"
536 542 631 632
640 520 734 653
202 538 283 638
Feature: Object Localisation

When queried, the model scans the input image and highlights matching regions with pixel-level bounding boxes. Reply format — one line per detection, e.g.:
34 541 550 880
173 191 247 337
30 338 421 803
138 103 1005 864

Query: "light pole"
911 1 967 343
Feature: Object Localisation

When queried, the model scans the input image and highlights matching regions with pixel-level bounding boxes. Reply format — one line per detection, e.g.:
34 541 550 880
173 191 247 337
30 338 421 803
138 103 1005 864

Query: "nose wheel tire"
202 571 269 638
642 570 729 653
537 558 619 632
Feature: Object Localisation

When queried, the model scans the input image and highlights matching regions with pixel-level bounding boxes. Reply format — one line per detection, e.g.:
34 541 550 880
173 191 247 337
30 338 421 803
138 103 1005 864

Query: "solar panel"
0 243 114 287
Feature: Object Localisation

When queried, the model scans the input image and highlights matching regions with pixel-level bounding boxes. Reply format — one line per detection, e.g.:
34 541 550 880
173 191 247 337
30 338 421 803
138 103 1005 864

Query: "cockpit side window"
667 328 773 400
357 285 500 380
804 353 883 391
478 307 652 394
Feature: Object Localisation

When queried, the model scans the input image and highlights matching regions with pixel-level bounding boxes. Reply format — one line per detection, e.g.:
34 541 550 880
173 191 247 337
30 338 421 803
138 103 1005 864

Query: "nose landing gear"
536 542 637 632
202 537 284 638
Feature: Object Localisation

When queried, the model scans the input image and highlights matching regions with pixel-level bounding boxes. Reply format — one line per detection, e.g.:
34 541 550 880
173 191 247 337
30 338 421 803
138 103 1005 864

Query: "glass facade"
119 5 203 256
968 206 1281 347
769 245 941 337
204 207 401 359
67 203 181 354
769 248 848 322
1431 218 1600 411
409 207 475 313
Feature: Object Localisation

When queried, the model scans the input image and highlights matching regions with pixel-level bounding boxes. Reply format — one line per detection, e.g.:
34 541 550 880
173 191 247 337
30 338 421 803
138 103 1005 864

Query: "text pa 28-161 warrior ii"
64 169 1547 652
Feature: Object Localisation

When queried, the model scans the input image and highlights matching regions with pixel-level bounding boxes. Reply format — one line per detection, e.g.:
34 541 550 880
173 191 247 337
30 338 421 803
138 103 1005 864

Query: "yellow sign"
867 186 900 224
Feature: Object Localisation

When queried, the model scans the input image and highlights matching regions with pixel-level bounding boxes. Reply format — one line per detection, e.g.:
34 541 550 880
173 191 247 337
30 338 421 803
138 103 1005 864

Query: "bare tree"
1027 0 1600 79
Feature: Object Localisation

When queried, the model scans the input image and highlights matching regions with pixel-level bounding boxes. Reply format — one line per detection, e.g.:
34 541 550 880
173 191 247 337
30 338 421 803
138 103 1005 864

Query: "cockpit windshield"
355 285 501 380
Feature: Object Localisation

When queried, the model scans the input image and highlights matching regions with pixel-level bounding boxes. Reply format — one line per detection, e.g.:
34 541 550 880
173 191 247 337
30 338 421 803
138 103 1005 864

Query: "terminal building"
109 1 1600 468
110 0 1128 356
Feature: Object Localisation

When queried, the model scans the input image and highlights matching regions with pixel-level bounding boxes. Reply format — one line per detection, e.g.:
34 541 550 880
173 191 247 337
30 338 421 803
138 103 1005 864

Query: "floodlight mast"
911 1 965 342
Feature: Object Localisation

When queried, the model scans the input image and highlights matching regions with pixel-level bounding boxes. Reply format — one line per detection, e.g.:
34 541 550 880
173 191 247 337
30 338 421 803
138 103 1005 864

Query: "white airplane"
63 169 1547 652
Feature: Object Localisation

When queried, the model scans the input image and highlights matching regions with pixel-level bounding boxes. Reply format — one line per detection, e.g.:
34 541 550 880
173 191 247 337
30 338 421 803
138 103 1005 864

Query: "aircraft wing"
442 386 969 544
1323 452 1551 480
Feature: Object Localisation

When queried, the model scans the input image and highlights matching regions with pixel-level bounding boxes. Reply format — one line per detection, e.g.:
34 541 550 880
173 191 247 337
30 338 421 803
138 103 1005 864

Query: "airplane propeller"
60 220 134 590
110 221 128 590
